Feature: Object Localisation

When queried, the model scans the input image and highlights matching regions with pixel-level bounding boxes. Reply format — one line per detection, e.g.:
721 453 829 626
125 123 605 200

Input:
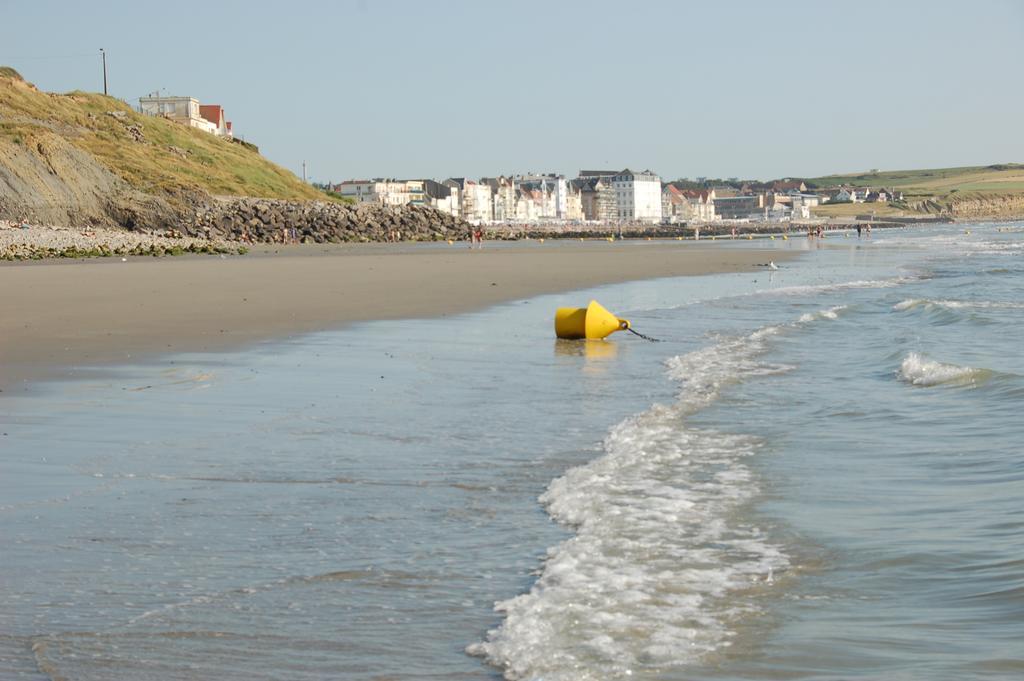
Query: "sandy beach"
0 240 794 391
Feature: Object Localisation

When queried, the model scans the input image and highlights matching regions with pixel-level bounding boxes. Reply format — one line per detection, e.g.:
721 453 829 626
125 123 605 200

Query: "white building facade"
335 180 416 206
612 169 662 223
517 174 569 220
444 179 493 224
139 95 217 135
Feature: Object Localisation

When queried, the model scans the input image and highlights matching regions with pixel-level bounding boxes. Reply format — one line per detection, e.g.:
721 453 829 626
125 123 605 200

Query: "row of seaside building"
330 172 904 225
131 95 900 225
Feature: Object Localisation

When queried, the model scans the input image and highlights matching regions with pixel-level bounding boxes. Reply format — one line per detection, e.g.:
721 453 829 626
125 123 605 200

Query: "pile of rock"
182 198 470 244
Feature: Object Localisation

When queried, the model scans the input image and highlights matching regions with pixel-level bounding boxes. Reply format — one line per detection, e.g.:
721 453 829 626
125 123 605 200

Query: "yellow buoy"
783 234 788 240
607 237 614 242
770 235 775 240
554 300 630 340
539 238 545 243
747 234 753 240
447 239 453 245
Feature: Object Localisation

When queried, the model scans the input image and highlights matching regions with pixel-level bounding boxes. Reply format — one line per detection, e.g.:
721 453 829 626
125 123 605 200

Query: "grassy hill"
809 164 1024 193
807 164 1024 218
0 67 324 206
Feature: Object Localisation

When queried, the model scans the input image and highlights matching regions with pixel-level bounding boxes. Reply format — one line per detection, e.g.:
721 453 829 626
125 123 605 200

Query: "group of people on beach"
469 227 484 249
4 218 31 230
805 224 871 238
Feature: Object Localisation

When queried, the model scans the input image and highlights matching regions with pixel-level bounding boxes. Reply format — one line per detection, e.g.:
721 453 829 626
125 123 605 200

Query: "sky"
3 0 1023 183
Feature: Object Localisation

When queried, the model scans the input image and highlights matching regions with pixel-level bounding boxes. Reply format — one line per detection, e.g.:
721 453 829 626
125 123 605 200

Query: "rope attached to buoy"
626 327 661 342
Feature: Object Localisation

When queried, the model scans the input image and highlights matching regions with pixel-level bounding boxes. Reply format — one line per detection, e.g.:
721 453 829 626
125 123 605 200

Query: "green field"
809 164 1024 195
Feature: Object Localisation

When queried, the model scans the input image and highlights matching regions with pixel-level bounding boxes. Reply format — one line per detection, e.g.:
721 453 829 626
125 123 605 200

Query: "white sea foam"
894 298 1024 312
469 326 793 680
761 277 909 298
898 352 988 387
798 305 848 323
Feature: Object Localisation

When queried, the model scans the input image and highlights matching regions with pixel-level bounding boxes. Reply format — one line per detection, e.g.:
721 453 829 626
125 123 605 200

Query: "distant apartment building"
564 182 584 221
791 193 821 209
482 176 516 222
517 174 569 220
424 179 459 216
574 176 617 222
662 185 716 223
139 95 233 137
514 188 542 222
335 179 416 206
714 194 765 219
581 169 661 223
444 178 492 223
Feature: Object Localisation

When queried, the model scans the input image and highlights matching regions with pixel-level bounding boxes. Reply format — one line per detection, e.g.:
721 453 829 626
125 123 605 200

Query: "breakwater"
180 198 470 243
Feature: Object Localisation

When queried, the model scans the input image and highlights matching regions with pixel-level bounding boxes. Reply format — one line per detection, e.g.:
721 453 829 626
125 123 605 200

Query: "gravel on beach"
1 221 240 260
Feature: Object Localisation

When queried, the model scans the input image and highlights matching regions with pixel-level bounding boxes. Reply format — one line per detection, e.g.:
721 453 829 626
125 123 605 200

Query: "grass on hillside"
0 69 329 202
809 164 1024 195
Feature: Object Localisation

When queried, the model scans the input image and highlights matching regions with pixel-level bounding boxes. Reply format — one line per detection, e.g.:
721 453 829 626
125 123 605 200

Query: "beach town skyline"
3 0 1023 182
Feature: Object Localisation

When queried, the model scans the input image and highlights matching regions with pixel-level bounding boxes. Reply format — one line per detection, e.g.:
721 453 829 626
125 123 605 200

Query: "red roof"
666 185 710 202
199 104 224 126
681 189 711 201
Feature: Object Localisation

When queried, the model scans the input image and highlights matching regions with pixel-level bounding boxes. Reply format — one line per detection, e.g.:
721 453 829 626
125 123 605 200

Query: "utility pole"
100 48 107 96
302 161 307 182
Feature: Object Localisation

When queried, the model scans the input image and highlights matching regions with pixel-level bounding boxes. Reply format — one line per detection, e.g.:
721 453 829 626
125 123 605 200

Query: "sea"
2 221 1022 681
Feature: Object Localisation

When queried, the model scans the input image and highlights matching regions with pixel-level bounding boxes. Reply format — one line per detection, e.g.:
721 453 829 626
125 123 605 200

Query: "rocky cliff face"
0 132 181 229
947 194 1024 218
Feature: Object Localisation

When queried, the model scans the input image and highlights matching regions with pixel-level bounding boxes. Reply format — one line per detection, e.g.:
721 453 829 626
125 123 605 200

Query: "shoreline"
0 240 797 393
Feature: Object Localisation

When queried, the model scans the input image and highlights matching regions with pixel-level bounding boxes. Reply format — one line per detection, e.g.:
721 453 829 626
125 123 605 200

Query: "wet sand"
0 240 794 392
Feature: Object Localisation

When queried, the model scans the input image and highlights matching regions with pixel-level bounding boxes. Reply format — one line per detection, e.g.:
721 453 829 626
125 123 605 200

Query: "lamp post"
100 48 107 96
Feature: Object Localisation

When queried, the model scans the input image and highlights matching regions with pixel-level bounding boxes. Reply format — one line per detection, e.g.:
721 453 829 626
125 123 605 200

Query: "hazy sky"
4 0 1023 182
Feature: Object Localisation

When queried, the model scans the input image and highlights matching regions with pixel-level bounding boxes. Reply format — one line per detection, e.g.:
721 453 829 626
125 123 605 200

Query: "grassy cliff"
809 164 1024 218
0 67 326 226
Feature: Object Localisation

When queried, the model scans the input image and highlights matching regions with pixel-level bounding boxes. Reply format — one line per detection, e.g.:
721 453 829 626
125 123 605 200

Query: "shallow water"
2 224 1022 679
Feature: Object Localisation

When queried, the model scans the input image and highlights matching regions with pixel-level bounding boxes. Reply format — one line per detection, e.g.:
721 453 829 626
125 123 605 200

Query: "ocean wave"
798 305 848 323
469 326 792 679
897 352 991 388
894 298 1024 312
760 276 914 297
